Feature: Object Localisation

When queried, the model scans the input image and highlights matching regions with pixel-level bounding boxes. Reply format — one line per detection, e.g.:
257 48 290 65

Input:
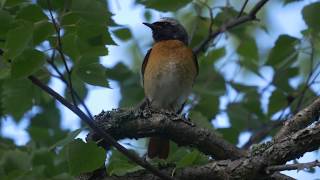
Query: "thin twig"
237 0 250 18
293 40 316 113
266 160 320 174
194 0 269 55
275 96 320 140
28 75 175 180
47 0 77 106
242 120 284 149
46 1 93 120
197 1 214 36
48 58 94 120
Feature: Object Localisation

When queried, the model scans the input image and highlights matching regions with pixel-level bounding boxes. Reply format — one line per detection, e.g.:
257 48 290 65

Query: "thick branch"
102 122 320 180
88 109 245 160
266 160 320 173
243 120 284 149
275 97 320 140
193 0 269 55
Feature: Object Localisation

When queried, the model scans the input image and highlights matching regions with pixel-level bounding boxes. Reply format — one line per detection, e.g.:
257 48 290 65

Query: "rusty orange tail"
147 137 169 159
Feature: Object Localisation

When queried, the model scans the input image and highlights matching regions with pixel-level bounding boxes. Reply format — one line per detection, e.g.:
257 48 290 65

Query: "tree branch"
193 0 269 55
47 0 77 106
28 75 174 180
242 120 284 149
266 160 320 174
100 121 320 180
237 0 249 18
87 109 245 160
47 51 94 120
275 97 320 140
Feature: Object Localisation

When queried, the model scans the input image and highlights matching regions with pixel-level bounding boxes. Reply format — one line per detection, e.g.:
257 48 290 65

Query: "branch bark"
87 109 245 160
266 160 320 173
275 97 320 140
101 121 320 180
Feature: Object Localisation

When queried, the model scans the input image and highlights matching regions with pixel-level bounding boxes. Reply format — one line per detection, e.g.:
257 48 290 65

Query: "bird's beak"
143 22 155 29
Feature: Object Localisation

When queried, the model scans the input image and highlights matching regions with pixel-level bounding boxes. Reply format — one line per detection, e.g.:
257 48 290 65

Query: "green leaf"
76 37 109 57
105 63 133 81
70 0 112 25
189 111 213 130
2 149 31 173
107 149 142 176
176 150 200 168
268 90 287 115
284 0 303 5
16 4 48 22
64 74 88 104
50 129 83 150
77 23 116 46
33 21 55 45
194 57 225 119
74 57 109 87
118 77 144 107
196 48 226 95
193 93 219 119
11 49 46 79
273 67 298 92
226 102 263 143
138 0 192 11
215 7 238 26
200 47 226 63
302 2 320 33
105 63 143 107
30 102 60 129
243 91 265 120
237 36 259 72
36 0 67 11
2 79 38 120
266 35 298 68
28 126 66 147
0 59 10 79
189 17 212 48
32 149 56 177
217 128 239 144
4 20 33 59
113 28 132 41
0 10 13 38
67 139 106 175
119 83 144 107
0 82 3 116
227 103 249 131
61 33 80 60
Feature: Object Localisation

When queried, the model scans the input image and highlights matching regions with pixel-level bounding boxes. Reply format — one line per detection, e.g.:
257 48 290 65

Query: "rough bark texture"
83 97 320 180
101 122 320 180
275 97 320 140
87 109 245 160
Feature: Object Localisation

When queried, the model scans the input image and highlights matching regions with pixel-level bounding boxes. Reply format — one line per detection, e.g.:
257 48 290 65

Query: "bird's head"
143 18 189 45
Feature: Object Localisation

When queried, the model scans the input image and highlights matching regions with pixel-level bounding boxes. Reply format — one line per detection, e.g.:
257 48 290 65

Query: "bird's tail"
147 137 170 159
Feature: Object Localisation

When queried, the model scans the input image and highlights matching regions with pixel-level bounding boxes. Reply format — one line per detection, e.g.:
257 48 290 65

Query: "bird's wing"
141 48 152 85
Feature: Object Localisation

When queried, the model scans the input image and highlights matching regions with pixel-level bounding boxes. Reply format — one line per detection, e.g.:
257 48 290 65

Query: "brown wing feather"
141 49 152 85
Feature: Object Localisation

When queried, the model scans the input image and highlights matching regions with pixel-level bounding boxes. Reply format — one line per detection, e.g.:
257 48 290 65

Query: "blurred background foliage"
0 0 319 179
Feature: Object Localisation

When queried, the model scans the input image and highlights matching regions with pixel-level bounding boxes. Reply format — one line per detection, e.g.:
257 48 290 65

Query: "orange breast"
143 40 197 111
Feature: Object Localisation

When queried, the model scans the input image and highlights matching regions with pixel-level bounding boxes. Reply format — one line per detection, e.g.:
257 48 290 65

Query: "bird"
141 18 198 159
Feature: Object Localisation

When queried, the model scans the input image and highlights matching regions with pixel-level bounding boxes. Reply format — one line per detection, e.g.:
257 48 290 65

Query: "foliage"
0 0 319 179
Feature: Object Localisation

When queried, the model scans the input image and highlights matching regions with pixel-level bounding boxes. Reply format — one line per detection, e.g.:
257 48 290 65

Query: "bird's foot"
172 113 195 126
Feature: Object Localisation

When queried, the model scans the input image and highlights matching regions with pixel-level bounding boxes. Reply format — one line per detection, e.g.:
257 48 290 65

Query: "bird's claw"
172 113 195 127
